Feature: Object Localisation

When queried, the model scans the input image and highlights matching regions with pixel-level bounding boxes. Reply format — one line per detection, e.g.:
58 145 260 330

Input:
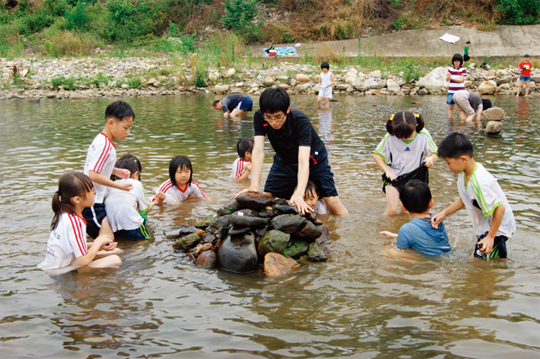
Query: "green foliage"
222 0 261 42
193 67 207 87
21 9 55 34
101 0 162 43
66 1 89 31
496 0 540 24
44 0 70 17
51 76 77 90
127 76 142 88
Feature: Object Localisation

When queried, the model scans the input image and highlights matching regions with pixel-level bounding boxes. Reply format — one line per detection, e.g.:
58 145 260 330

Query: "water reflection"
0 95 539 357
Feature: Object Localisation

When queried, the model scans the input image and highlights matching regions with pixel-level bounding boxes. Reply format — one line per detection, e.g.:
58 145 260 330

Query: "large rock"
236 192 274 210
486 121 503 135
217 198 241 216
497 76 513 85
197 250 217 269
531 74 540 83
263 77 274 87
353 77 385 92
264 253 299 277
370 70 381 77
416 67 448 94
296 74 310 82
282 240 309 258
214 85 228 94
386 79 401 94
223 68 236 78
270 214 305 234
258 229 290 256
172 232 201 251
307 242 328 262
295 220 323 241
69 91 88 100
217 231 258 273
478 80 497 95
229 212 269 227
483 107 505 121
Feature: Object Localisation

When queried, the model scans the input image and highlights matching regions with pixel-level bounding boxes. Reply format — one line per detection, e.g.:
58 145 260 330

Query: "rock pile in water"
165 193 330 277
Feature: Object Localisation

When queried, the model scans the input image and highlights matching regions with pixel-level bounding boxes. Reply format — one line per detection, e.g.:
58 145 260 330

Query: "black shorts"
82 203 107 239
115 220 153 241
264 156 338 200
464 55 470 62
382 165 429 193
474 232 508 259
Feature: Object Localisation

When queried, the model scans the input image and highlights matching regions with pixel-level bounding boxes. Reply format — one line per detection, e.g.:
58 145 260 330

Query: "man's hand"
289 193 313 215
431 212 446 229
234 186 259 198
113 167 130 180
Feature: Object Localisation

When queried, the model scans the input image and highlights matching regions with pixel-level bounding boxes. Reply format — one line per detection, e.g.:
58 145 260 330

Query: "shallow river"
1 94 539 358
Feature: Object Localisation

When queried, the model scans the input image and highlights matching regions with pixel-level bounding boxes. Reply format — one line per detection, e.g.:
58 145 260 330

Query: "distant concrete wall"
252 25 540 58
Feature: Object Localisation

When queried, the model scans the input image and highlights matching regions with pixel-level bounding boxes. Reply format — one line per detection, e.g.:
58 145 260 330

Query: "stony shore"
1 56 539 101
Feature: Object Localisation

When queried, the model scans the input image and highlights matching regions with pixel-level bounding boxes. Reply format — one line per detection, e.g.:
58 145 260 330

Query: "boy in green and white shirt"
431 132 516 259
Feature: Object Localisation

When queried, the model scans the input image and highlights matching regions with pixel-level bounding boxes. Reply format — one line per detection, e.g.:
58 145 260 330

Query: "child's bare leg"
525 83 530 96
317 96 322 109
322 196 348 215
448 104 455 119
385 186 400 215
99 217 115 241
324 98 330 110
85 255 122 270
516 82 522 97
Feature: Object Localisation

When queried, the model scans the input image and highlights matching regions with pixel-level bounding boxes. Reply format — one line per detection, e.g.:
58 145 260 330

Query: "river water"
1 94 539 358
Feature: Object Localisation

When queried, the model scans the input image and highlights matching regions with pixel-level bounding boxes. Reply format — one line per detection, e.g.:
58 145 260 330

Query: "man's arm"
88 170 133 191
289 146 311 214
431 197 465 229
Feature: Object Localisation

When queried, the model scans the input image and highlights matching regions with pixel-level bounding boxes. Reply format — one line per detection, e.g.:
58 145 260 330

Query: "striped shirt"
83 132 116 203
155 179 208 204
231 158 250 179
448 66 467 93
38 213 88 270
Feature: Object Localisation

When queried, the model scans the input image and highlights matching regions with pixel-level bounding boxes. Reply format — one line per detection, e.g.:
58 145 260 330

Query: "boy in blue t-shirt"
381 179 451 257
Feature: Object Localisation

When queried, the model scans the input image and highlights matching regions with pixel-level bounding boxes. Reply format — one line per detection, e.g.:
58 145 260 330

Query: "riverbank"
1 55 539 101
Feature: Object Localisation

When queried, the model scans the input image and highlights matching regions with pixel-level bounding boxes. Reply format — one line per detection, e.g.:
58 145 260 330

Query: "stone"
483 107 505 121
263 77 274 87
163 225 199 239
354 77 385 91
217 198 241 216
208 73 218 81
273 204 299 215
497 76 512 85
194 217 215 228
418 88 428 95
295 220 323 241
264 253 299 277
478 80 497 95
531 74 540 83
217 231 259 274
307 242 328 262
464 80 473 88
370 70 381 77
315 225 329 244
416 67 448 94
282 240 309 258
295 74 310 82
45 92 56 98
224 68 236 78
172 232 201 251
486 121 503 135
69 91 88 100
229 212 269 228
335 84 349 91
236 192 274 211
386 79 401 93
197 250 217 269
258 229 290 256
270 214 305 234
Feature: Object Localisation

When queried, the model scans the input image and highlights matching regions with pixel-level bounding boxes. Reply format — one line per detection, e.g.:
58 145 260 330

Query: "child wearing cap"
516 54 533 97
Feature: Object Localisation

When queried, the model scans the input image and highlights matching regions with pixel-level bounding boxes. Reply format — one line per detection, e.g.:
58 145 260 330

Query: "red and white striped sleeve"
68 214 88 257
189 181 208 198
88 133 115 173
231 158 246 179
153 179 173 201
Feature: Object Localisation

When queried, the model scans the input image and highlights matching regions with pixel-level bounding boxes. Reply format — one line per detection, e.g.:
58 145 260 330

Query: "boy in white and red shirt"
516 54 533 97
83 101 135 238
446 53 467 120
154 155 209 205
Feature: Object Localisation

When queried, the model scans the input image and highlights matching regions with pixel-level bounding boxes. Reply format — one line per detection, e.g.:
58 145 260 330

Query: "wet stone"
316 225 330 244
163 225 198 239
229 212 269 228
274 198 289 205
264 252 300 277
229 226 252 236
195 218 214 229
234 208 260 217
295 220 323 241
172 232 201 251
282 240 309 258
201 233 215 243
307 242 328 262
236 192 275 211
197 250 217 269
217 231 259 274
270 214 306 235
274 204 300 215
217 198 241 216
258 229 290 256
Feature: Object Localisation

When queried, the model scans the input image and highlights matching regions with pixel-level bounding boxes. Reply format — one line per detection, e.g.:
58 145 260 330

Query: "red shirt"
519 61 533 77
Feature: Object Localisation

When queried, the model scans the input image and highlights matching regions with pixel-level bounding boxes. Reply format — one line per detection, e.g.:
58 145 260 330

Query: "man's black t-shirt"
253 108 327 165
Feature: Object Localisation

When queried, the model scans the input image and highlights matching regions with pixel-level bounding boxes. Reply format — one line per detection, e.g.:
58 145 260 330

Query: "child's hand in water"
113 167 131 180
245 162 252 173
380 231 397 238
100 241 117 251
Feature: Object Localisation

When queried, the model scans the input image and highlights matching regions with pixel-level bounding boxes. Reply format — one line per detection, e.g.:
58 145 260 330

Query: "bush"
222 0 261 42
43 30 96 56
496 0 540 24
66 1 89 31
100 0 162 43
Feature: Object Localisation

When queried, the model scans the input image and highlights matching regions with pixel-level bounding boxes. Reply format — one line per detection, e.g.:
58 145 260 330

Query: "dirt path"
251 25 540 59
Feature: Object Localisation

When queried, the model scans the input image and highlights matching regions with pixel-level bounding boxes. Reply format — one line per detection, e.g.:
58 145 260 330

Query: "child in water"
373 112 439 215
303 180 329 215
38 172 122 273
154 155 209 205
317 62 335 110
232 138 254 179
105 155 157 240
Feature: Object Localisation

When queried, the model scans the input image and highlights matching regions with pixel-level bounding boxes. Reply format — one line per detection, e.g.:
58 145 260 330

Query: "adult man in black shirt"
213 93 253 119
237 87 348 214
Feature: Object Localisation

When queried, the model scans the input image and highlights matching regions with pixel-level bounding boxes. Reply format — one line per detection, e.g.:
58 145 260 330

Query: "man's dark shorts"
264 156 338 200
473 232 508 259
82 203 107 239
238 97 253 111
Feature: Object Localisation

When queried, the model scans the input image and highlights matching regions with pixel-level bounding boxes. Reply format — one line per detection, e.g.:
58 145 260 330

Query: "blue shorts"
82 203 107 239
447 93 455 105
473 232 508 259
264 155 338 200
236 97 253 111
519 75 531 82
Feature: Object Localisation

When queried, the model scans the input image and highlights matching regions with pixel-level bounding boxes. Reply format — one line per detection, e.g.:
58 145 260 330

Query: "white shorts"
318 87 332 99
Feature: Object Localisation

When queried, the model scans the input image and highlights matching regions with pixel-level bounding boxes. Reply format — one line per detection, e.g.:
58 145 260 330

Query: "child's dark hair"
466 41 471 45
437 132 473 159
169 155 193 187
400 179 432 214
260 87 290 114
451 53 463 67
105 100 135 122
386 112 424 139
51 172 94 230
112 154 142 181
304 180 321 198
237 138 254 159
321 62 329 70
